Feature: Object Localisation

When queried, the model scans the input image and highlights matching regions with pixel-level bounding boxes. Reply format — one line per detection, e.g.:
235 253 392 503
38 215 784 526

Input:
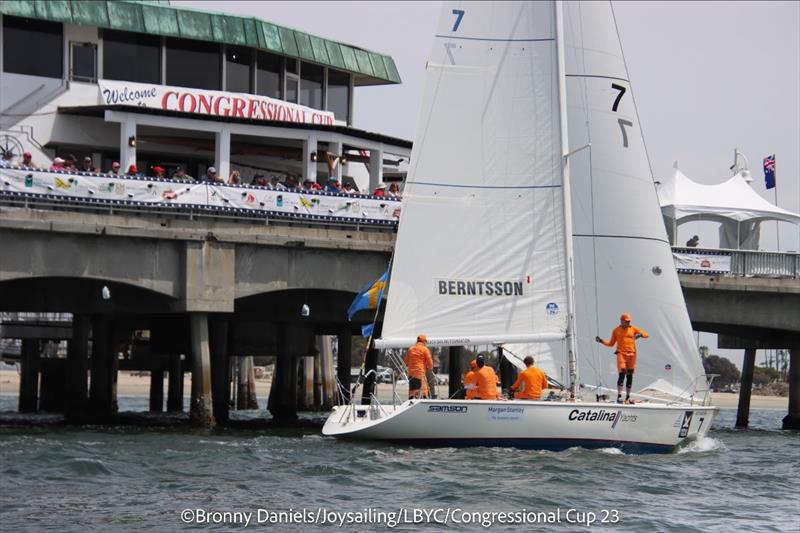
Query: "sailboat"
323 0 717 454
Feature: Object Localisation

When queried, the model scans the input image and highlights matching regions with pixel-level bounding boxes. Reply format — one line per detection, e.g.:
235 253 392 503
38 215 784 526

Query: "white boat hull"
323 399 717 454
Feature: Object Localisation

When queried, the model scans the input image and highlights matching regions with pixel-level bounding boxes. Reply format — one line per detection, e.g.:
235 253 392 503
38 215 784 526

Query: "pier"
0 200 390 425
2 199 798 429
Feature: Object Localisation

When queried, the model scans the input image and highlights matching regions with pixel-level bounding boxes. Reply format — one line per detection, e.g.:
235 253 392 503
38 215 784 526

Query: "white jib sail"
562 1 706 399
377 1 569 349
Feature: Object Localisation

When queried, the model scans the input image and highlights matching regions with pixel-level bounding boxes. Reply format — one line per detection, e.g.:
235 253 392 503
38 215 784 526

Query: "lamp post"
729 147 752 184
729 147 752 250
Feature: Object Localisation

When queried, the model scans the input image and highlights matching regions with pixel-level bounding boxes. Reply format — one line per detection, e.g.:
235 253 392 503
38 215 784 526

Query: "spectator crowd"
1 150 402 198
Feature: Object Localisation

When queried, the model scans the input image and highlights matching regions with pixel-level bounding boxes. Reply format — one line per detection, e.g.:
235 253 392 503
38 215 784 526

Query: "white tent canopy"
657 167 800 249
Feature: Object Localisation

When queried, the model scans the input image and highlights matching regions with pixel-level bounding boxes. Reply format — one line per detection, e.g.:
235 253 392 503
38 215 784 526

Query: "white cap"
208 167 216 173
54 157 65 164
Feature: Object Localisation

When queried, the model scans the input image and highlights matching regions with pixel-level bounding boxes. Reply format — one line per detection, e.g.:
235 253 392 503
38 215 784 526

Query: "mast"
554 0 579 399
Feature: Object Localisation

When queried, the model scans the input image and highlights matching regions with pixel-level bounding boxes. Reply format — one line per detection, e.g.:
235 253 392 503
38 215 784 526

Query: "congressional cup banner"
0 168 400 223
98 80 335 125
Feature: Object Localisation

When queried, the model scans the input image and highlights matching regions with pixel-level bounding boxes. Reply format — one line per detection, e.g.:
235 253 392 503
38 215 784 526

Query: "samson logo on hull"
427 405 468 413
436 279 526 297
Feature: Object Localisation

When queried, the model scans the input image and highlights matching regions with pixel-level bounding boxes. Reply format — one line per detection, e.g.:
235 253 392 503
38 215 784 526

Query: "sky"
176 1 799 367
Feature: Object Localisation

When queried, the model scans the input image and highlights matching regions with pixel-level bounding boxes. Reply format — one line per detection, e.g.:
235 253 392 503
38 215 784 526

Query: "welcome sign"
98 80 335 125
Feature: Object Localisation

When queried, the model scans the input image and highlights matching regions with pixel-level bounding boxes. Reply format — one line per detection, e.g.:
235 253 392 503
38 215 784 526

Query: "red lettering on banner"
197 94 213 115
232 97 246 118
161 91 178 110
145 85 335 124
178 93 197 113
213 96 230 116
247 99 258 119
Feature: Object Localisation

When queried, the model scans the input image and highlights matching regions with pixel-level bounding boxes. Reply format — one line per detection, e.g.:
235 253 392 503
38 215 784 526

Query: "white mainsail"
377 1 569 349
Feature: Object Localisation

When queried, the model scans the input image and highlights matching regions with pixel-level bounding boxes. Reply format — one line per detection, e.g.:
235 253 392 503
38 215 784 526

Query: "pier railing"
672 247 800 279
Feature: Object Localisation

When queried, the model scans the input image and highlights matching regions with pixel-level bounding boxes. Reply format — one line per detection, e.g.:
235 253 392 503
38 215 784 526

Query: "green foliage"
702 355 740 388
753 366 780 386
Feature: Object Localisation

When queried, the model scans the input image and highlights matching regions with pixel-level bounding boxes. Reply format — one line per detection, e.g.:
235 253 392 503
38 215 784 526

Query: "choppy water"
1 395 798 532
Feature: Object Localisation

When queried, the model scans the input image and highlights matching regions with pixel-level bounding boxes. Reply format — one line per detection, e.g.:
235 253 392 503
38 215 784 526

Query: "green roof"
0 0 401 85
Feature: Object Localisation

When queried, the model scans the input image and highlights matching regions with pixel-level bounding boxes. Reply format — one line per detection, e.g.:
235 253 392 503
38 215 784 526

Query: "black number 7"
611 83 626 112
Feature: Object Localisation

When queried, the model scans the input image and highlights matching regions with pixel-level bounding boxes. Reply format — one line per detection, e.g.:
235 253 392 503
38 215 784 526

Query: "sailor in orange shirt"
596 312 649 404
509 356 549 400
404 334 433 399
463 359 478 399
473 355 500 400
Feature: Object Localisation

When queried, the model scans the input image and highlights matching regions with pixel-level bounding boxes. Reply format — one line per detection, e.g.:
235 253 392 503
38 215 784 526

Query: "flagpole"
773 155 780 251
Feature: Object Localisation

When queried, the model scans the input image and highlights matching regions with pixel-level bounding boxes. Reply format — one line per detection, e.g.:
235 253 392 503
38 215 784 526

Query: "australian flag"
763 154 776 189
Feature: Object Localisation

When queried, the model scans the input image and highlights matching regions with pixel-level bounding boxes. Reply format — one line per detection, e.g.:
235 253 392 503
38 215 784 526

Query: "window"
2 16 63 78
327 69 350 122
300 62 323 110
70 42 97 82
166 38 220 90
225 46 251 93
256 51 281 99
103 30 160 83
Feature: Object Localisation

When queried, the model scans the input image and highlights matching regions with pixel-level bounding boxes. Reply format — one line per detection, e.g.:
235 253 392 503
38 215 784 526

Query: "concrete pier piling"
167 353 184 412
237 356 258 410
268 323 314 422
189 313 215 428
39 359 66 412
149 369 165 413
448 346 464 399
360 344 379 405
18 339 40 413
88 317 117 421
299 355 315 410
783 345 800 430
209 318 230 423
268 349 297 421
736 347 757 428
316 336 335 410
337 329 352 404
65 315 90 421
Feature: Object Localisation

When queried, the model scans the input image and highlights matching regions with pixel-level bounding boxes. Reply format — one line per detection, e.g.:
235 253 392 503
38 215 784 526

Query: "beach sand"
0 368 788 410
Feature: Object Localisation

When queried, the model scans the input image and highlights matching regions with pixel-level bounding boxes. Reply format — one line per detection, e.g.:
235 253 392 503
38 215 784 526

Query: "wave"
676 436 726 454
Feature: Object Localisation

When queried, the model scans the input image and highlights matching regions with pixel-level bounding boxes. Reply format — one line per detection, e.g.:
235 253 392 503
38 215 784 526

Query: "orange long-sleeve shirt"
600 325 649 354
404 342 433 379
511 366 549 400
463 370 478 399
474 366 499 400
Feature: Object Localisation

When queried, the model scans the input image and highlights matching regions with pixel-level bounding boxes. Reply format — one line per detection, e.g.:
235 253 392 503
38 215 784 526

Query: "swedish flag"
347 269 389 321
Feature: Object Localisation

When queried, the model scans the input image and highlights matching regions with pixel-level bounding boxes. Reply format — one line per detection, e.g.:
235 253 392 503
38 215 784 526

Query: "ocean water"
0 395 798 532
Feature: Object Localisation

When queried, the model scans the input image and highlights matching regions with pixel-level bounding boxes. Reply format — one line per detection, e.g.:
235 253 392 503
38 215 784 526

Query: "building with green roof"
0 0 410 191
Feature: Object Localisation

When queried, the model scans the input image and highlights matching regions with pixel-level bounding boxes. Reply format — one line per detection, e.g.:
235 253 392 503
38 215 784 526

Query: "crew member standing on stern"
404 335 433 399
596 313 649 404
